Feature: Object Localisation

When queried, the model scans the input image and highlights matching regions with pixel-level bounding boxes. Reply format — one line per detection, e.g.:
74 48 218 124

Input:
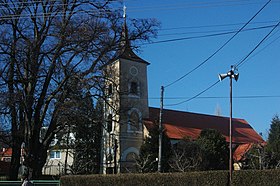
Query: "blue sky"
120 0 280 138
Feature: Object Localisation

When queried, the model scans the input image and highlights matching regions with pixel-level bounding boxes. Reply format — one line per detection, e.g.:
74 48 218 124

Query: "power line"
1 0 279 22
160 20 278 31
165 25 280 107
2 0 278 19
0 0 122 6
164 26 280 107
0 2 123 20
163 0 272 89
165 80 220 106
118 93 280 101
148 25 276 44
164 25 280 107
125 0 279 13
150 95 280 100
235 20 280 68
158 24 276 37
237 29 280 68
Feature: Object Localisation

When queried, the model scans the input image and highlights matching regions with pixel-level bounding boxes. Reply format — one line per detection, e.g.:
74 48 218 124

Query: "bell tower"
101 6 149 173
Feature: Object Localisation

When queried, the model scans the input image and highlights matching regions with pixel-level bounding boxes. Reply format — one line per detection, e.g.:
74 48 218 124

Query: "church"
100 13 264 174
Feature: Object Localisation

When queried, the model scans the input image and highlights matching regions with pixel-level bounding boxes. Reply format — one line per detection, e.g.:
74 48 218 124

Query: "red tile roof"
144 107 264 144
233 143 253 161
0 148 12 157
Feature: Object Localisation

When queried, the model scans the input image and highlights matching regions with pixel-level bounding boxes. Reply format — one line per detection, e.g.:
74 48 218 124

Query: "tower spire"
111 5 149 64
123 5 127 19
120 5 130 49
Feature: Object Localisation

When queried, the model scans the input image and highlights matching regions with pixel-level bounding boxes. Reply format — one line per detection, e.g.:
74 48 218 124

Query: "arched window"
129 111 139 131
126 152 137 162
128 108 142 132
130 82 138 95
121 147 139 162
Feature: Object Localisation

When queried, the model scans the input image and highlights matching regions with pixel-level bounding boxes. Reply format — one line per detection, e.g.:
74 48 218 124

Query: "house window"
50 150 61 159
130 82 138 95
108 114 113 132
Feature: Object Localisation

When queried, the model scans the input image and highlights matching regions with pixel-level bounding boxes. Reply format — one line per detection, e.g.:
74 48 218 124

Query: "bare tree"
169 138 203 172
0 0 159 179
134 154 156 173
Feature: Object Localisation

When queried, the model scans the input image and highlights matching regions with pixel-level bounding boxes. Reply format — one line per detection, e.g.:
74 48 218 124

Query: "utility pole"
219 66 239 184
229 73 233 183
158 86 164 172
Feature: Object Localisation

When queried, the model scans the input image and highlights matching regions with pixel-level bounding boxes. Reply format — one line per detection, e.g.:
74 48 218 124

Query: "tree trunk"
9 138 21 180
29 145 48 179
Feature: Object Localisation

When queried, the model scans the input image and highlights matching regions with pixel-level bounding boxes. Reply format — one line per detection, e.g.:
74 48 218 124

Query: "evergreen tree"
136 121 171 173
266 115 280 168
197 129 229 170
54 77 102 175
71 97 102 174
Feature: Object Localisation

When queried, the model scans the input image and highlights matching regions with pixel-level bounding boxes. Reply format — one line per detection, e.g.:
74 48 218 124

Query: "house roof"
0 148 12 157
233 143 253 161
144 107 264 144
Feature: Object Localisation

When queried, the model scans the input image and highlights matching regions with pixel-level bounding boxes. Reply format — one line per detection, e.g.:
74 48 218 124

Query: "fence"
0 180 60 186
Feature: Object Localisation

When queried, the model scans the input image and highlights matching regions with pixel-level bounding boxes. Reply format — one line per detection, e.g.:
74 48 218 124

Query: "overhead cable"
165 80 220 107
165 21 280 107
235 20 280 68
163 0 272 89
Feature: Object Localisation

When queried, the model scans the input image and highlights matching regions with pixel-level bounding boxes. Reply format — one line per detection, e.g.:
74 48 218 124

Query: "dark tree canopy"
0 0 159 179
70 93 103 175
197 129 229 170
266 115 280 168
137 121 171 173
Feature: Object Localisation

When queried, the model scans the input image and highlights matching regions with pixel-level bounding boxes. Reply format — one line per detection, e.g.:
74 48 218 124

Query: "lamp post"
219 65 239 184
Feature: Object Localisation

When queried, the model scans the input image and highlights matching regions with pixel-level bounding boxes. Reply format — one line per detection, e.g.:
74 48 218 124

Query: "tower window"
108 114 112 132
108 84 113 95
127 108 142 133
129 111 139 131
130 82 138 95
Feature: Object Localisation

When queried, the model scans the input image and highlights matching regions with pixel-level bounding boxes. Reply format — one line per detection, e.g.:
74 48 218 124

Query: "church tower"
101 7 149 173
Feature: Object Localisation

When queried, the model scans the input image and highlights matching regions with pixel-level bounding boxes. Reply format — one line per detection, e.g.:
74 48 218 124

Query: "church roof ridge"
144 107 264 144
146 106 247 122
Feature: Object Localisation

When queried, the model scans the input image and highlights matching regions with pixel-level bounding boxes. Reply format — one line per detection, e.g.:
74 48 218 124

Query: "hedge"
61 171 228 186
61 170 280 186
232 170 280 186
